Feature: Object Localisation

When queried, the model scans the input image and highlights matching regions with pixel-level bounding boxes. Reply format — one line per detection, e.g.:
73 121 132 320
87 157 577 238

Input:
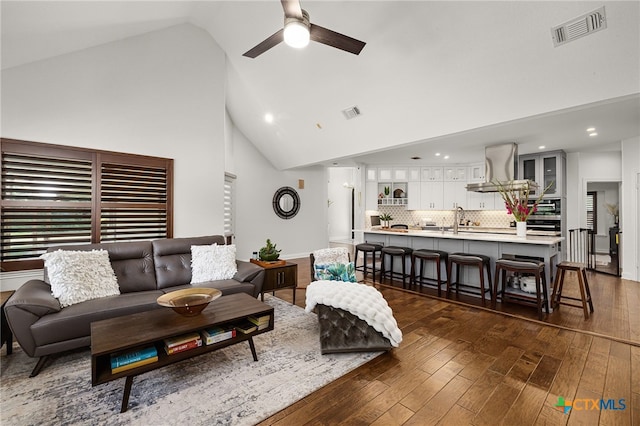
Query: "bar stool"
551 228 594 319
380 246 413 289
446 253 492 305
354 243 383 283
411 249 448 296
551 262 594 319
493 258 549 320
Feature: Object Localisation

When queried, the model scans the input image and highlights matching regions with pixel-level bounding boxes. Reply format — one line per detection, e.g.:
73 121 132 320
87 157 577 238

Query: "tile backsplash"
369 206 514 228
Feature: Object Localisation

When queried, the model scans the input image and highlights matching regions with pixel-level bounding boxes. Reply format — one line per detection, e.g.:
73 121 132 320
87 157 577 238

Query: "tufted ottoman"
305 280 402 354
316 304 392 354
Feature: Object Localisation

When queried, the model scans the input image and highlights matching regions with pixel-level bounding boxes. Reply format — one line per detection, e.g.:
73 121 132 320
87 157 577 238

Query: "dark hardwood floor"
257 252 639 425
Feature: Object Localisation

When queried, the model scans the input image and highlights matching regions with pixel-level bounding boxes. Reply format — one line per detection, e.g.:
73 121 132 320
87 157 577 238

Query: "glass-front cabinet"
518 151 565 198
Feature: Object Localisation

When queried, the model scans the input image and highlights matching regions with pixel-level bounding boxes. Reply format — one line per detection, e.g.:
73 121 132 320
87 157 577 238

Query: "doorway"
586 181 621 276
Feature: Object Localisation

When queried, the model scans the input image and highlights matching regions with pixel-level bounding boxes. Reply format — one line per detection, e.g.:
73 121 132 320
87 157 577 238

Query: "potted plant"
384 186 390 198
259 239 281 261
379 213 393 229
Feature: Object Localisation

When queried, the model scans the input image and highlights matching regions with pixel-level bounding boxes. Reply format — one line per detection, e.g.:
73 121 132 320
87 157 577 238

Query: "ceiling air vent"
342 106 362 120
552 6 606 47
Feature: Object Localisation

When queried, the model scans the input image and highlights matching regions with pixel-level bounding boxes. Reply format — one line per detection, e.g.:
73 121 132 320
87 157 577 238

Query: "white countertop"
362 228 563 245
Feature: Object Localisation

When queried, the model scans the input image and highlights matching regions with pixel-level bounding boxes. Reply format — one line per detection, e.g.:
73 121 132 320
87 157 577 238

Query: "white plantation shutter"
586 192 596 231
224 173 236 241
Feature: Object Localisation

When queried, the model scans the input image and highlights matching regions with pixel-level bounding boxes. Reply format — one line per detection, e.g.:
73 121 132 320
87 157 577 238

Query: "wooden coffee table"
91 292 274 412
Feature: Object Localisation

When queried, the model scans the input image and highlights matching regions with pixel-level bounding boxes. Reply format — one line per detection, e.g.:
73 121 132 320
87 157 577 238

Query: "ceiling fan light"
284 20 310 48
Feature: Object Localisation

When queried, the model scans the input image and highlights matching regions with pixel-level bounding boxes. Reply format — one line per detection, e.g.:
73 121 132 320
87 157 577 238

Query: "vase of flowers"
494 180 553 238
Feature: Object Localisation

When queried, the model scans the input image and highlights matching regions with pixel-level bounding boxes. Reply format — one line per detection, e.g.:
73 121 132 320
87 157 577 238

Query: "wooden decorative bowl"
157 288 222 317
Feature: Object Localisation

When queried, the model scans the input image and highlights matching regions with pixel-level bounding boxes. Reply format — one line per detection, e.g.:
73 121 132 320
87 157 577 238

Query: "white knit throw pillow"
190 244 237 283
41 249 120 308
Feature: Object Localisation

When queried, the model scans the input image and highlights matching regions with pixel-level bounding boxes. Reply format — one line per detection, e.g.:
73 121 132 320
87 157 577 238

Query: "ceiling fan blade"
309 24 366 55
243 29 284 58
281 0 303 19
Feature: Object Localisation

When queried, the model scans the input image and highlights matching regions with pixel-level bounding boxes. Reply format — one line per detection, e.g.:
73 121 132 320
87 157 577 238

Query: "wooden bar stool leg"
576 268 589 319
583 269 594 313
446 260 453 296
541 272 549 314
372 251 377 284
535 273 542 320
478 263 486 306
492 265 500 309
435 257 441 297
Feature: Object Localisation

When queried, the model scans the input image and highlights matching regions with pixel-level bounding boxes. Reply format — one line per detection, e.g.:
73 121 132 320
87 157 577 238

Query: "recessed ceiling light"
538 145 546 150
589 132 598 137
264 113 274 123
586 127 596 132
444 155 450 160
411 156 421 160
435 153 441 157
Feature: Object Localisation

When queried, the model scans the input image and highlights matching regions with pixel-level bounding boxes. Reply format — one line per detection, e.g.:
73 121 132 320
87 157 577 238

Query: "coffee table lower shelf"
91 293 274 413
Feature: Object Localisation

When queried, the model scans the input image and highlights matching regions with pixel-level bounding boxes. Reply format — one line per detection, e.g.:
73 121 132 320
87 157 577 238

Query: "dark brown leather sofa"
4 235 264 376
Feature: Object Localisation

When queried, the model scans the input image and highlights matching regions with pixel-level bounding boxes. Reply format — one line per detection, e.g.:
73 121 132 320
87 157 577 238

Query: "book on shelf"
202 325 236 345
110 346 158 369
247 314 271 327
234 320 257 334
164 338 202 355
163 332 202 349
111 355 158 374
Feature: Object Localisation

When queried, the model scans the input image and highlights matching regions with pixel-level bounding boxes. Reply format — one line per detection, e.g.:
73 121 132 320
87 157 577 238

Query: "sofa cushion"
191 244 237 283
40 249 120 307
152 236 225 289
46 241 156 293
30 291 164 347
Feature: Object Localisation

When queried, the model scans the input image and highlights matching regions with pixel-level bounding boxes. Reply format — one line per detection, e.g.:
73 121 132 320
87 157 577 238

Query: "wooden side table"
252 260 298 304
1 290 15 355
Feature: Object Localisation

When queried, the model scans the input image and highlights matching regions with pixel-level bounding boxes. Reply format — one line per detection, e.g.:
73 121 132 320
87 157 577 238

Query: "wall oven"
526 198 561 233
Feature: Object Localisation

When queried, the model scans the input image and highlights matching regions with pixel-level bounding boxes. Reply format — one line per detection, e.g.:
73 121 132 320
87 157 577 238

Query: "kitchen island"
362 229 563 309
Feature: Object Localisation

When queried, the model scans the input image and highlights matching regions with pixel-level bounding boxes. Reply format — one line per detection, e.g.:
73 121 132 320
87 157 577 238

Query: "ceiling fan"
243 0 366 58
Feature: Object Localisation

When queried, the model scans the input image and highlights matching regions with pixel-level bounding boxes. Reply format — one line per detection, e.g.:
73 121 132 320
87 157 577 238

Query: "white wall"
230 121 328 261
566 151 621 230
621 138 640 281
1 23 331 290
1 24 227 238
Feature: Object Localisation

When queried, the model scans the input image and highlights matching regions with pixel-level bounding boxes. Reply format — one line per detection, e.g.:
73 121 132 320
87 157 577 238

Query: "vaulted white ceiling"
2 1 639 169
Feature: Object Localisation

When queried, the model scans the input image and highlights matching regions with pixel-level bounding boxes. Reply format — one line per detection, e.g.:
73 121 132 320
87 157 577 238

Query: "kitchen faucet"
453 206 464 234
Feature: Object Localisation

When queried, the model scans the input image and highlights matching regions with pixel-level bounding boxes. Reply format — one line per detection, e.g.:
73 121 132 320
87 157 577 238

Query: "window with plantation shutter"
586 191 597 231
1 139 173 271
223 173 236 242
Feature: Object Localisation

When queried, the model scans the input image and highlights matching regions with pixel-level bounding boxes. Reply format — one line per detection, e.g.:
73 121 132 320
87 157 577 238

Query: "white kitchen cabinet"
468 191 496 210
420 181 444 210
392 167 408 181
468 163 486 182
365 181 378 211
408 167 421 182
365 167 377 182
378 167 392 181
406 181 420 210
518 151 565 198
421 167 443 181
443 181 467 209
443 166 467 182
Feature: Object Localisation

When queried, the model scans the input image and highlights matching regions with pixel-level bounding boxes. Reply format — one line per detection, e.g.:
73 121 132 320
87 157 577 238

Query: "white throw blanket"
305 281 403 347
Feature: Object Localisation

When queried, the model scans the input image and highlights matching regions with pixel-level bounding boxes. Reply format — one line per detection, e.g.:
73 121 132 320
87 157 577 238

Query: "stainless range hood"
466 143 538 193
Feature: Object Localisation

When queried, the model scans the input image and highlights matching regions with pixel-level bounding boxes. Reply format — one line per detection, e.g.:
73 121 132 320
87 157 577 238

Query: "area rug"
0 295 383 425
